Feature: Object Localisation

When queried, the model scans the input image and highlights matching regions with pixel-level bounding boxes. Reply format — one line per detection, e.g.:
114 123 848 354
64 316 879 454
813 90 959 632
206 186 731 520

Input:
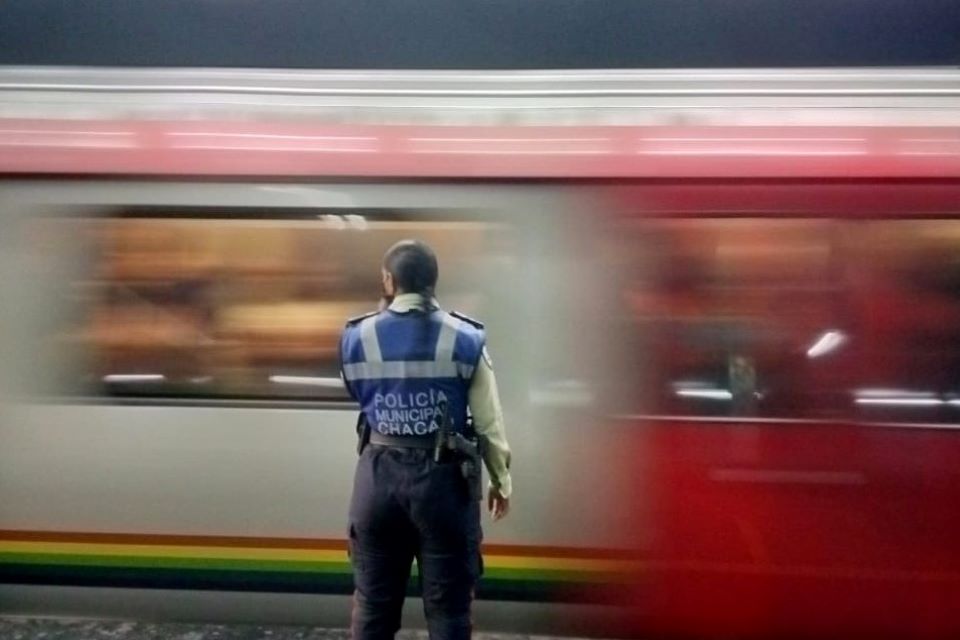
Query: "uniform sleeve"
468 349 512 499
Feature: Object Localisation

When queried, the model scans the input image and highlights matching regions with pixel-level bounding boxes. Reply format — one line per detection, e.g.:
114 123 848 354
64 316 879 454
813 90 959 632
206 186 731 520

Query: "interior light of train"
675 388 734 401
854 389 943 406
806 330 847 358
345 214 368 230
269 375 344 388
318 214 347 230
855 397 944 406
856 389 937 398
102 374 166 383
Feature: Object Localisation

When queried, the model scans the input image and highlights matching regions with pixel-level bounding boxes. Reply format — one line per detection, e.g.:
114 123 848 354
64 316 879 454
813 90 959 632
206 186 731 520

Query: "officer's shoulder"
450 310 484 330
345 310 380 327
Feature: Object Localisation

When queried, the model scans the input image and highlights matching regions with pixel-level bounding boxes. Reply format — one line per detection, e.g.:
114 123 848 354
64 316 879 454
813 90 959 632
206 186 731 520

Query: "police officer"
340 239 512 640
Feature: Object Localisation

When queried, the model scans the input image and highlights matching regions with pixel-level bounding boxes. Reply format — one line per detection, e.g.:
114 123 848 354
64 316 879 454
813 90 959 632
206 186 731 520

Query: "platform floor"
0 617 575 640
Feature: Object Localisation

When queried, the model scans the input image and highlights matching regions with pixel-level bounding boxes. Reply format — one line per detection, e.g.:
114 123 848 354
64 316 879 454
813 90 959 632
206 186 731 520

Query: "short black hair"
383 239 439 295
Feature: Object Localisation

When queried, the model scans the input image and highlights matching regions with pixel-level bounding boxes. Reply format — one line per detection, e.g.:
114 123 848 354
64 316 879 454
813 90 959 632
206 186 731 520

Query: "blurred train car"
1 68 960 638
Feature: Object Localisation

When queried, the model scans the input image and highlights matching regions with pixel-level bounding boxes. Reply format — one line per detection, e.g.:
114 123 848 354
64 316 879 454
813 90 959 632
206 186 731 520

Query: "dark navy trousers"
348 445 482 640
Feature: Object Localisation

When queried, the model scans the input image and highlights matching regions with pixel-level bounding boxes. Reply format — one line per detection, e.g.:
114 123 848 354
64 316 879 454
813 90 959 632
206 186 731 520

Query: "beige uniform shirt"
389 293 513 498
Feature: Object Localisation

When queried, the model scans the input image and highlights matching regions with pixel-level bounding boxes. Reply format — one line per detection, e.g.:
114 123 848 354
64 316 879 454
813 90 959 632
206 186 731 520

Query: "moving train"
1 67 959 638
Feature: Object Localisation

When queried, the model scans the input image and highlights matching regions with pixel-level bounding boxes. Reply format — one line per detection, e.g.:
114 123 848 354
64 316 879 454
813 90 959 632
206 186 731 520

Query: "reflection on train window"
850 221 960 424
55 209 507 401
614 219 852 418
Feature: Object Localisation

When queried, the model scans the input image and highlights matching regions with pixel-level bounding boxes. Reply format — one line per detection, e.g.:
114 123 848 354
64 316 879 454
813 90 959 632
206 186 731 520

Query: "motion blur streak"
1 68 959 639
806 331 846 358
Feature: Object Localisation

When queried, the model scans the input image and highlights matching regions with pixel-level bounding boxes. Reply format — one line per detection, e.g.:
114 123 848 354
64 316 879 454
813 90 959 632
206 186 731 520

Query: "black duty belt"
369 432 435 450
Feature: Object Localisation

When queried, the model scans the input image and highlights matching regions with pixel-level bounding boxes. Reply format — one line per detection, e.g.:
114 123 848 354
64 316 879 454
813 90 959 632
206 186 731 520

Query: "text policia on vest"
373 390 450 435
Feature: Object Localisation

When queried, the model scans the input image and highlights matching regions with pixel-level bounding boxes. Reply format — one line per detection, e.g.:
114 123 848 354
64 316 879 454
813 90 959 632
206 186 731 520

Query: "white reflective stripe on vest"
359 315 382 363
435 313 462 362
342 360 475 382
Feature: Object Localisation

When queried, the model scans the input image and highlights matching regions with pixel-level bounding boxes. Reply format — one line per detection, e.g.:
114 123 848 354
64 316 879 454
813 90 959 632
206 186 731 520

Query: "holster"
445 431 483 502
459 452 483 503
356 413 371 455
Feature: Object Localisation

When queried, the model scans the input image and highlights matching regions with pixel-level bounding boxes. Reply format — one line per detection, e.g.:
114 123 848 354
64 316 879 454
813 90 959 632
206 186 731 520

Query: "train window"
849 221 960 424
42 208 509 403
610 218 854 419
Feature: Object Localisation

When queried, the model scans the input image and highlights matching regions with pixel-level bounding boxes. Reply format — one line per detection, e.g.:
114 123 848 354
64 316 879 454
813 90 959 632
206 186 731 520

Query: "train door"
598 183 960 638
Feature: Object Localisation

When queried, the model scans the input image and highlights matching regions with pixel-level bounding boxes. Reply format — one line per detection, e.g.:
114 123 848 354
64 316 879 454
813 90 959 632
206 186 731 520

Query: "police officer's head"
381 239 439 299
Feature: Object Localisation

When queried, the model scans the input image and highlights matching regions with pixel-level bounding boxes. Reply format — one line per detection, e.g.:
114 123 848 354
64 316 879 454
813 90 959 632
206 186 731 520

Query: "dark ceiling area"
1 0 958 69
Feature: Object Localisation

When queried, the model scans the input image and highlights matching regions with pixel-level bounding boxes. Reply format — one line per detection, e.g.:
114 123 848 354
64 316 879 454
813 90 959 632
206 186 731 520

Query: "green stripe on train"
0 552 352 574
0 553 608 584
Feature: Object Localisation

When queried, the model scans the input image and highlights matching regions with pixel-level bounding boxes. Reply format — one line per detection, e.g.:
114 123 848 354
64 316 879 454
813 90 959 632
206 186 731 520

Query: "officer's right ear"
381 268 395 298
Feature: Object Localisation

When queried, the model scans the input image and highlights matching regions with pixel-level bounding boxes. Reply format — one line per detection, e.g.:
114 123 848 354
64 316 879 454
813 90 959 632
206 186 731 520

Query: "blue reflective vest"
340 307 485 437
